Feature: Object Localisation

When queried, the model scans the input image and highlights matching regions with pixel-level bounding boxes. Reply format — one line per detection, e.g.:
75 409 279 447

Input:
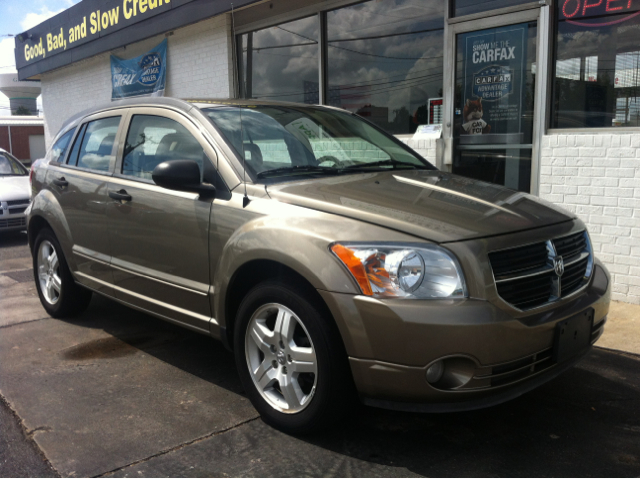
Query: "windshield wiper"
256 165 340 178
341 159 430 170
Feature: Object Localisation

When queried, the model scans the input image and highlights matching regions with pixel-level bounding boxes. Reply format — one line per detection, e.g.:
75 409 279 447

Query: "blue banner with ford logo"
111 39 167 100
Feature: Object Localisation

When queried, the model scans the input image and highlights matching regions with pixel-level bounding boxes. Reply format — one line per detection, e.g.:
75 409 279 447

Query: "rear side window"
68 117 121 171
50 129 75 163
122 115 205 180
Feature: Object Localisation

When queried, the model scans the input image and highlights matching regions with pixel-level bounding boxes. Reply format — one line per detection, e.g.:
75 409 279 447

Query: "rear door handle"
53 177 68 187
109 189 132 202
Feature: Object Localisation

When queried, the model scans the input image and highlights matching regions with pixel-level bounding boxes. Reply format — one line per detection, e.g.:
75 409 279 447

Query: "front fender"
211 199 425 356
213 213 362 327
28 188 76 270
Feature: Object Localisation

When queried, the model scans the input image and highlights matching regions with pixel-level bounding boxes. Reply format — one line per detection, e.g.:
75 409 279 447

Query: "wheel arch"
221 258 346 353
28 189 75 269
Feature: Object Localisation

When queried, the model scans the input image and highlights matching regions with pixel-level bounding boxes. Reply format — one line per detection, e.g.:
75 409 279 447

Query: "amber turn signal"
330 243 373 296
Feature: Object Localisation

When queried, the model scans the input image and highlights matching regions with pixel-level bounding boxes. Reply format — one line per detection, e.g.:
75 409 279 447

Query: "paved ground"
1 230 640 477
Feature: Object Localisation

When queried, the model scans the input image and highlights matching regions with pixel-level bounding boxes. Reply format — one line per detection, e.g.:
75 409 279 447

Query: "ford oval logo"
554 256 565 277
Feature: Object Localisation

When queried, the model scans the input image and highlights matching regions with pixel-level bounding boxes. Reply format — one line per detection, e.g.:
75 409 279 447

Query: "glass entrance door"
451 20 538 193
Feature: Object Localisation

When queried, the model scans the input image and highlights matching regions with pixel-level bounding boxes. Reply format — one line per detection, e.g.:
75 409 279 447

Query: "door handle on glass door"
109 189 132 202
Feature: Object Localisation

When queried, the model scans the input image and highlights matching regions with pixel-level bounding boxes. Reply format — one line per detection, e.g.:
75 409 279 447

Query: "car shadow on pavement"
0 230 29 247
46 294 640 477
304 348 640 477
57 294 245 396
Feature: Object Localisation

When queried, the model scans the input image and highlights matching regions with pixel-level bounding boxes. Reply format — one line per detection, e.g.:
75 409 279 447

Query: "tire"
234 280 355 434
33 227 92 318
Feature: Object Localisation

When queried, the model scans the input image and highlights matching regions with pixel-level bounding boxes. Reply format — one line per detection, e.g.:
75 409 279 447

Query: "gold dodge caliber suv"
28 98 610 433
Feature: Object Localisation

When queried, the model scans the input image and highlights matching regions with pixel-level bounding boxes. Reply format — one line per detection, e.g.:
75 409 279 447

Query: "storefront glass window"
452 0 536 18
238 16 319 104
326 0 444 135
552 0 640 128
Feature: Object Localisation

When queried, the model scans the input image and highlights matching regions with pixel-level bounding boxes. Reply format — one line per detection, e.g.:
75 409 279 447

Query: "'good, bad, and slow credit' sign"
18 0 176 66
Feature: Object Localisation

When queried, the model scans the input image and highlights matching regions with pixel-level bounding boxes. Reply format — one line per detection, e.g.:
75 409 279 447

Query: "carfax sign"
111 40 167 99
460 24 527 137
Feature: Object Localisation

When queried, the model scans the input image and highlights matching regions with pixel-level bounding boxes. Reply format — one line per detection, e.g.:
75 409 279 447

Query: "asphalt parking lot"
1 230 639 478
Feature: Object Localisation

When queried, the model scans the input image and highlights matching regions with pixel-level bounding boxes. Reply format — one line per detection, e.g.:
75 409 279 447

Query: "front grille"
8 206 27 215
489 231 592 310
489 242 548 277
0 217 26 228
554 231 587 260
6 199 30 206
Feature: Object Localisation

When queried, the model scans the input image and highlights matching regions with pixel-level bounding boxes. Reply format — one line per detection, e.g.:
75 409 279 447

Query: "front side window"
122 115 205 180
204 105 434 181
67 117 121 171
552 0 640 128
0 153 28 176
50 129 75 163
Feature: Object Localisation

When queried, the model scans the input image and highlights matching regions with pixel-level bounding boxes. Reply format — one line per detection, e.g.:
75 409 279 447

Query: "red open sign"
560 0 640 26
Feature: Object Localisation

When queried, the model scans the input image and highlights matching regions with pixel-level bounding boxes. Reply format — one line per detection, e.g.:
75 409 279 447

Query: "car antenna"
231 3 250 209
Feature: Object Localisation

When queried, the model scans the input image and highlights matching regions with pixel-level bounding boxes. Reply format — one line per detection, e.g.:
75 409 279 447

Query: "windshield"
0 153 28 176
202 105 435 181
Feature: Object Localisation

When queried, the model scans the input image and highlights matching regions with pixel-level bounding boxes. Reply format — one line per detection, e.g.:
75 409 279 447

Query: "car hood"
0 176 30 202
266 170 574 243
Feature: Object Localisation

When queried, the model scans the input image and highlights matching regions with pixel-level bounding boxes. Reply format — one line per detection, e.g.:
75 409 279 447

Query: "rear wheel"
33 228 92 318
234 280 355 433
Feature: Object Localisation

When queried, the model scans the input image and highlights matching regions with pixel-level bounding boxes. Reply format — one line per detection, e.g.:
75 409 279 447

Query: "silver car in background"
0 149 31 232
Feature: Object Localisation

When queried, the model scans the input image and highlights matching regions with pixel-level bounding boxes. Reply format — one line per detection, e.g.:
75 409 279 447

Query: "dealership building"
14 0 640 304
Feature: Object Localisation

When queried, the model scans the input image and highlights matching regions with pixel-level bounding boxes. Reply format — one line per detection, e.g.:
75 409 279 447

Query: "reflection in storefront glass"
326 0 444 135
553 0 640 128
452 0 537 18
238 16 319 104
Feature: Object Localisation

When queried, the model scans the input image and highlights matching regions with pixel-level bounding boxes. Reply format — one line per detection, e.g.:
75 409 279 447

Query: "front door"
446 8 546 193
106 109 216 333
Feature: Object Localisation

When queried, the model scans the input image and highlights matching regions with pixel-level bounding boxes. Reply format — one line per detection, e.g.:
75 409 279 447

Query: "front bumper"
319 261 610 410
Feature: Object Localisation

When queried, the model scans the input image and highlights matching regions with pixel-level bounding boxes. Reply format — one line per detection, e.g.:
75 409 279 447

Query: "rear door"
47 111 125 295
106 108 216 333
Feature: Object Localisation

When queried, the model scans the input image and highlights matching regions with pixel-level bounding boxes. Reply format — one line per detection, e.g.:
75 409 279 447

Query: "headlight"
330 243 467 299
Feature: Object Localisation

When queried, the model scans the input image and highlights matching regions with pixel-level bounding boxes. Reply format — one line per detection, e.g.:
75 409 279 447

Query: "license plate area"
553 308 594 363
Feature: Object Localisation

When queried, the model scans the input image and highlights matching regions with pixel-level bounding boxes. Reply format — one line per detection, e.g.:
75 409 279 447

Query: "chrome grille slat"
489 231 592 310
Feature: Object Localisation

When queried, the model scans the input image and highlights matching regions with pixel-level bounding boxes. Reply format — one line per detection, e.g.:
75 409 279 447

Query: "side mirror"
152 160 216 197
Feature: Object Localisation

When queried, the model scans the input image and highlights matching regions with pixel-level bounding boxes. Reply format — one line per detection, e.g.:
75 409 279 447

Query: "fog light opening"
425 356 477 390
426 360 444 384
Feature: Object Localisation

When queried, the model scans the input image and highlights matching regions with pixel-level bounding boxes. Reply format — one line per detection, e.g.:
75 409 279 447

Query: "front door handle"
53 177 68 187
109 189 132 202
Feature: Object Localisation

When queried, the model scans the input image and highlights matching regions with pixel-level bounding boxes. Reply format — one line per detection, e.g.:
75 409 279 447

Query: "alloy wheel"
37 240 62 305
245 303 318 413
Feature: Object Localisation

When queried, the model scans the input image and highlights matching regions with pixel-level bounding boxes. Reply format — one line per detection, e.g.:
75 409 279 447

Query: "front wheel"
234 281 355 433
33 228 92 318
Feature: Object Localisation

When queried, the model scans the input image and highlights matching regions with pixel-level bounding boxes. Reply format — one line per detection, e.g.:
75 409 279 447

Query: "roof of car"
56 97 349 142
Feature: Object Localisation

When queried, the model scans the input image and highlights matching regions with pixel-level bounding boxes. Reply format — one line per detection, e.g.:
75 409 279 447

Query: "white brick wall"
398 138 438 164
41 15 233 146
540 133 640 305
